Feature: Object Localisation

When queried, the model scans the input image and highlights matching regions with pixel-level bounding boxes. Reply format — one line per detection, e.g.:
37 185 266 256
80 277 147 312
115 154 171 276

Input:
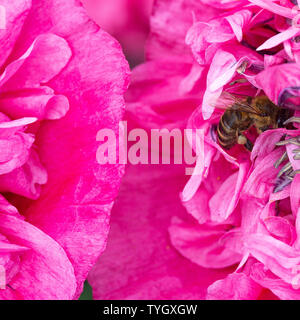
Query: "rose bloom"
81 0 154 66
0 0 129 299
89 0 300 300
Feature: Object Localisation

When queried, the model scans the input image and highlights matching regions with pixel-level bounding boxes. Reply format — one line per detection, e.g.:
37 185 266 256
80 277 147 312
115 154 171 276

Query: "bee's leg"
244 139 253 151
275 200 280 216
237 134 253 151
257 125 269 134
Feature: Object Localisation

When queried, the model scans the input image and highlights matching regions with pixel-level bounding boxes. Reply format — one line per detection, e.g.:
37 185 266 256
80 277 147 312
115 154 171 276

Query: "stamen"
274 176 292 193
273 117 300 193
276 137 300 146
274 151 288 168
284 117 300 125
277 162 293 178
293 147 300 161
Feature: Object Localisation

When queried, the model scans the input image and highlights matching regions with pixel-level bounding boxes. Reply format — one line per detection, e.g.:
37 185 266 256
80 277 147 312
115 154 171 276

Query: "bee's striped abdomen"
217 109 252 150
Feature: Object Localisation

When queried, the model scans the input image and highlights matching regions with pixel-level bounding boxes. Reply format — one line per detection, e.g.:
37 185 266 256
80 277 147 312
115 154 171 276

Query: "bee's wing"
209 91 260 115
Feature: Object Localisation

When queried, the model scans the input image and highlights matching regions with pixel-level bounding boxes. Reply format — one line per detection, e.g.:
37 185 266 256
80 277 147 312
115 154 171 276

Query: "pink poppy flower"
0 0 129 299
81 0 154 66
89 0 300 300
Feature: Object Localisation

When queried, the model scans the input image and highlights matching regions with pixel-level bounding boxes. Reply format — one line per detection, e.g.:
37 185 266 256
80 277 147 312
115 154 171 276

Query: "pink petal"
2 33 72 91
147 0 220 62
0 194 19 216
255 63 300 108
182 185 212 224
169 217 241 269
244 233 300 284
257 28 300 51
0 123 35 175
263 216 296 245
0 150 47 200
248 0 294 19
225 10 252 42
208 50 237 92
250 262 300 300
209 160 250 222
15 0 130 298
89 164 229 299
251 129 288 162
0 88 69 120
202 50 237 119
181 129 206 202
244 148 284 201
0 213 76 300
0 0 32 67
126 60 201 130
207 273 262 300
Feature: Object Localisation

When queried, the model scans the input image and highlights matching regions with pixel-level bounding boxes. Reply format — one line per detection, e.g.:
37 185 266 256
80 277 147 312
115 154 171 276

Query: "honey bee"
216 93 293 151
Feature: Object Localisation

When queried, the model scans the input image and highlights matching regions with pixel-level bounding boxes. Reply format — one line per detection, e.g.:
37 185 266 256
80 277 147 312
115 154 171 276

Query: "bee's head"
253 96 277 116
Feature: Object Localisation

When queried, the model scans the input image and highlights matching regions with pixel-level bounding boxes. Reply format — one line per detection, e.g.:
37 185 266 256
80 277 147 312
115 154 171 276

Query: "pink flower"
0 0 129 299
81 0 154 65
88 162 232 299
89 0 300 300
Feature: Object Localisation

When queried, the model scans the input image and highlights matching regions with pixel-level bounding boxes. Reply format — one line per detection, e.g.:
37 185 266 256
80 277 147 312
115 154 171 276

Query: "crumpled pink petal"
251 129 289 162
243 148 284 201
169 217 241 269
262 216 296 246
0 88 70 120
206 272 262 300
0 212 76 300
0 194 19 216
2 33 72 90
0 117 36 175
255 63 300 109
0 150 47 200
0 0 32 67
240 233 300 285
147 0 220 62
209 160 250 222
250 262 300 300
187 9 252 65
202 50 237 119
202 45 263 119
